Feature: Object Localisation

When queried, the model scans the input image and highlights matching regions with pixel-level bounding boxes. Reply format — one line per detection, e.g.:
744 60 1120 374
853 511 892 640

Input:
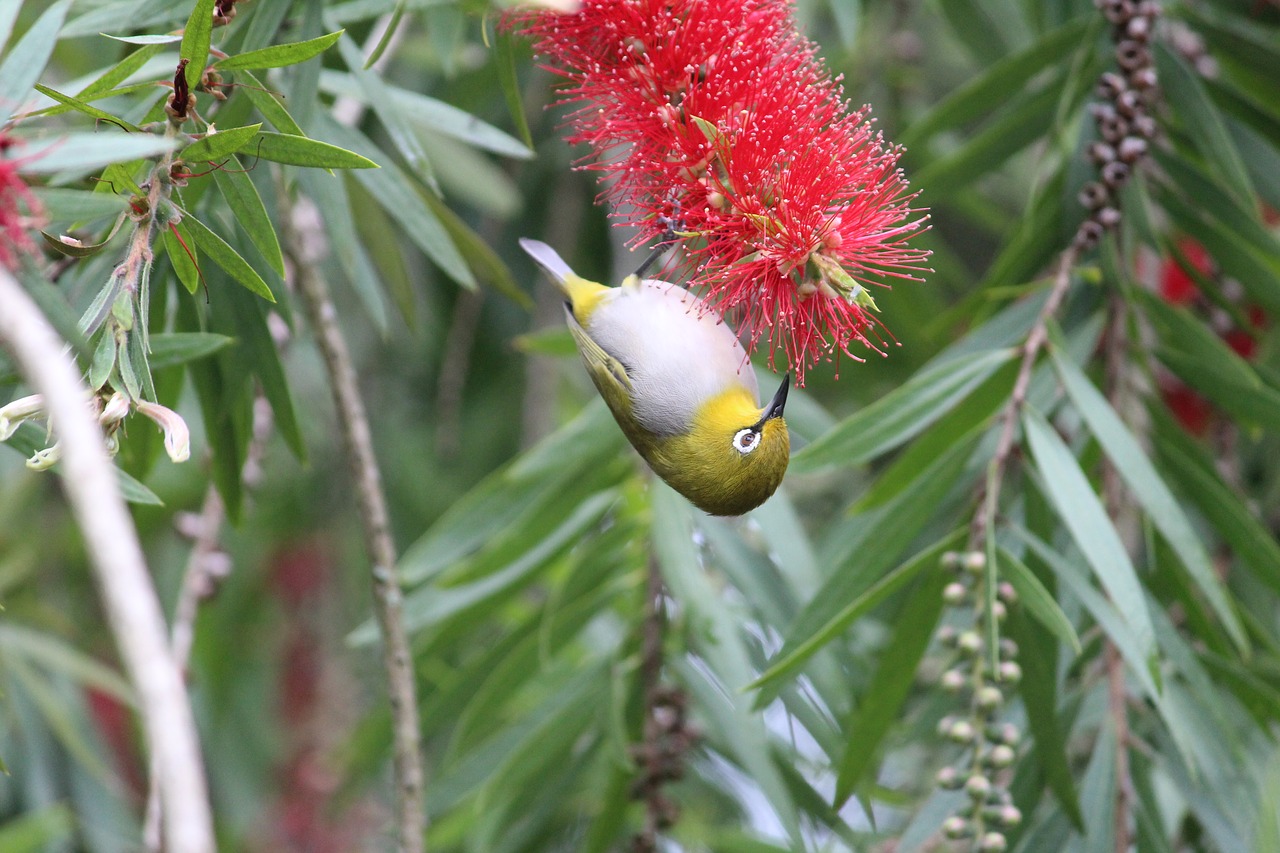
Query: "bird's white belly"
586 280 759 436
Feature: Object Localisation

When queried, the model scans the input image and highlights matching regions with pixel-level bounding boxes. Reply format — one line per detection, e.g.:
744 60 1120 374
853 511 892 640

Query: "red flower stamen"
512 0 931 382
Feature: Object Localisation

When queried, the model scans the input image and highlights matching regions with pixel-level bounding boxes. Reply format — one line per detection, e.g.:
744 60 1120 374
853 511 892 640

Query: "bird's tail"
519 238 575 285
519 238 609 320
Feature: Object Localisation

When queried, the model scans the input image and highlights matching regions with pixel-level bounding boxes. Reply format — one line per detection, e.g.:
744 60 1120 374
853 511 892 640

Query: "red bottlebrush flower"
0 132 42 269
512 0 930 381
1158 237 1211 305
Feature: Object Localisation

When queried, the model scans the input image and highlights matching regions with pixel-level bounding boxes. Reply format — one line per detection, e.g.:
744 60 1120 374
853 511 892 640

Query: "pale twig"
282 212 426 853
0 267 214 853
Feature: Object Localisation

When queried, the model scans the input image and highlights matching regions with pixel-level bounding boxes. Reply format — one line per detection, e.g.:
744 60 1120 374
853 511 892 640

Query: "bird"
520 238 790 516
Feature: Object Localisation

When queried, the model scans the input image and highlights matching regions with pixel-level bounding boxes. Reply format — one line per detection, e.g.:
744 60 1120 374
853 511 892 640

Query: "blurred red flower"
0 132 41 270
1153 235 1268 434
514 0 930 381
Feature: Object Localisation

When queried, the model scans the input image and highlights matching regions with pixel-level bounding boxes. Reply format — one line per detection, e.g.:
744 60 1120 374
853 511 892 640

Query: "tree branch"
282 214 426 853
0 266 214 853
970 244 1080 547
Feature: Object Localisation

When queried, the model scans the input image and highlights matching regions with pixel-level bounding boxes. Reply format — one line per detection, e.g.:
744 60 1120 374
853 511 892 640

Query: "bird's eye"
732 428 760 455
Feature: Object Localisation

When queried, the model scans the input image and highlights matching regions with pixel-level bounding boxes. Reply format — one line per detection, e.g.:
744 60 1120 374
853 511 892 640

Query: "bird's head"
659 374 791 516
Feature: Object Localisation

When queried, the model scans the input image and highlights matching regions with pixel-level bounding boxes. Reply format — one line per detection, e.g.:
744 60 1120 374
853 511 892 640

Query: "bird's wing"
565 306 634 413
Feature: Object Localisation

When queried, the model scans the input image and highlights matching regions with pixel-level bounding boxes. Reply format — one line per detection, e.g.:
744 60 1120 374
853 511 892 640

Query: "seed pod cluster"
629 685 701 852
1075 0 1162 251
932 551 1023 851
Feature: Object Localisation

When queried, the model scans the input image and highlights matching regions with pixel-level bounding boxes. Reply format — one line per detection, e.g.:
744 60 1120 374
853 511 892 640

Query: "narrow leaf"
147 332 233 370
214 30 343 70
1022 406 1158 680
1052 346 1248 653
254 131 379 169
180 212 276 302
834 567 948 805
32 84 139 131
14 132 176 175
213 156 285 276
997 546 1081 654
179 0 217 90
793 348 1015 472
180 123 262 163
237 69 304 136
0 0 70 126
752 532 963 690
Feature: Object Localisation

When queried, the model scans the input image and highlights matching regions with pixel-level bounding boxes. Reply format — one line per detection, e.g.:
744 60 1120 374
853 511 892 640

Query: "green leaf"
495 27 534 150
1149 404 1280 593
333 31 436 191
253 131 379 169
180 123 262 163
88 330 116 390
179 0 217 90
32 84 140 132
900 18 1090 148
1051 345 1248 653
237 69 304 136
833 565 948 805
147 332 234 370
397 403 623 585
852 358 1016 511
74 43 166 103
0 0 69 126
318 118 474 289
1155 43 1255 204
318 71 534 159
215 30 343 70
31 188 131 223
0 805 74 852
792 348 1015 472
163 219 201 295
752 532 963 691
653 485 801 842
997 546 1081 654
13 132 176 175
399 491 615 635
910 71 1070 199
296 169 389 330
180 211 276 302
1007 604 1085 829
1014 526 1161 699
214 156 285 276
1022 406 1159 682
102 33 184 45
221 284 306 461
0 624 134 701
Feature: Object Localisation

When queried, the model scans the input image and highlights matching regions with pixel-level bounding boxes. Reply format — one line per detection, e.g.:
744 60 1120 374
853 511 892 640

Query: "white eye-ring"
732 428 760 455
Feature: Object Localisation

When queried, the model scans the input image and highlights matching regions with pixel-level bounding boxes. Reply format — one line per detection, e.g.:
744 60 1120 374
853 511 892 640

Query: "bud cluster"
932 551 1023 851
1075 0 1162 252
629 685 701 852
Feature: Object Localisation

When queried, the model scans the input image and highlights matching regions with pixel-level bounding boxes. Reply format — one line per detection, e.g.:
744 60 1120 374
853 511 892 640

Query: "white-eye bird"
520 238 790 516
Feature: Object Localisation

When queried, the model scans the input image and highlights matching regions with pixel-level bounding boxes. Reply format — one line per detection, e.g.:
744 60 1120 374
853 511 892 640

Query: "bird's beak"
759 373 790 425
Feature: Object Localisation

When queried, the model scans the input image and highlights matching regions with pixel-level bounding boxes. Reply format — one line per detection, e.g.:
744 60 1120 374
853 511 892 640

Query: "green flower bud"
941 669 967 693
997 581 1017 605
936 766 962 790
942 816 970 839
975 685 1003 711
987 744 1016 768
943 582 967 605
965 774 992 800
979 831 1008 851
947 720 976 744
998 661 1022 684
957 631 982 654
997 805 1022 827
963 551 986 574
